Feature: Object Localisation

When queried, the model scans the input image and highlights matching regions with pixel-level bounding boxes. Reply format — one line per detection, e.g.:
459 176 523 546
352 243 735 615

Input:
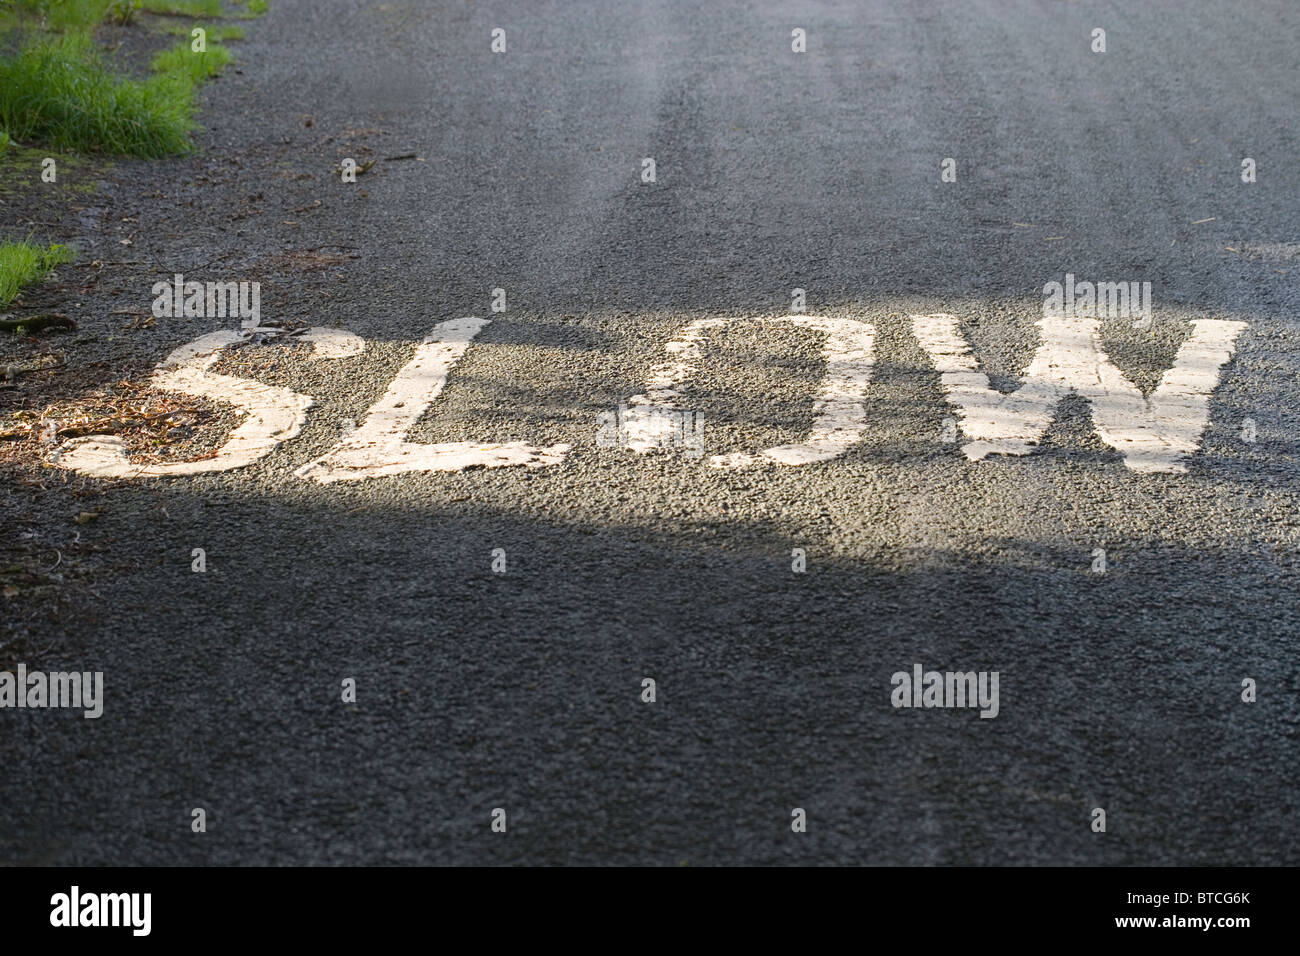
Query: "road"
2 0 1298 865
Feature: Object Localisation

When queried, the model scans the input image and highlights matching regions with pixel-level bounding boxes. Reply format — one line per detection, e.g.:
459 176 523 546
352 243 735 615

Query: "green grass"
224 0 268 18
0 0 241 157
151 36 231 82
0 240 75 309
0 1 114 35
0 0 230 31
141 0 222 15
0 36 195 155
107 1 143 26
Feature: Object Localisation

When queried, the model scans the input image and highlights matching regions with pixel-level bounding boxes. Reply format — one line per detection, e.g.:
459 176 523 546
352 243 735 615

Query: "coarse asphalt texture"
2 0 1298 865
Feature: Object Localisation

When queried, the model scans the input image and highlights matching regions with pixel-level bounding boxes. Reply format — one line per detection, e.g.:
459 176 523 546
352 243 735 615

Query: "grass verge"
0 0 114 35
0 0 243 156
0 36 197 155
142 0 222 15
151 34 232 82
0 241 76 310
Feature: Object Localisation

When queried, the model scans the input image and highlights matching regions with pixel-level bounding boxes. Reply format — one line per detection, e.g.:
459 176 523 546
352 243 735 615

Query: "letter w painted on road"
911 313 1247 474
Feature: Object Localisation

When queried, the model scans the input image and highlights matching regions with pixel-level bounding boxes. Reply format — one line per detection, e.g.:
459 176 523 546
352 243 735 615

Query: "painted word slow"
52 312 1247 481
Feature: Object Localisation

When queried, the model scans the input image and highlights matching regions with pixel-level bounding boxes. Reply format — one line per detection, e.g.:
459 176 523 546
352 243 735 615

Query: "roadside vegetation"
0 0 266 308
0 0 259 157
0 241 75 309
1 0 270 659
0 36 196 156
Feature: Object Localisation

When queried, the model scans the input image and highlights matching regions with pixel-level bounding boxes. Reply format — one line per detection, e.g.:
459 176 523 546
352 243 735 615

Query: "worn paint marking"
294 317 569 483
624 314 877 467
911 313 1246 473
55 327 364 479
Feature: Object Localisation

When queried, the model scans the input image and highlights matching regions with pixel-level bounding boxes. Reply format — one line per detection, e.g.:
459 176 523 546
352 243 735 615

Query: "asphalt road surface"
3 0 1298 865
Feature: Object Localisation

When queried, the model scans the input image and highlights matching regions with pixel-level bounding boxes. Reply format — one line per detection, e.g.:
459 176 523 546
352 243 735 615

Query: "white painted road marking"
54 327 364 479
52 312 1247 481
623 315 877 467
295 327 367 360
911 313 1247 473
294 317 569 483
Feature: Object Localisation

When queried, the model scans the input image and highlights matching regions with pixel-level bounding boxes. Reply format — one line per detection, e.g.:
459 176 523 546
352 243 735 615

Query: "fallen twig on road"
0 314 76 334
